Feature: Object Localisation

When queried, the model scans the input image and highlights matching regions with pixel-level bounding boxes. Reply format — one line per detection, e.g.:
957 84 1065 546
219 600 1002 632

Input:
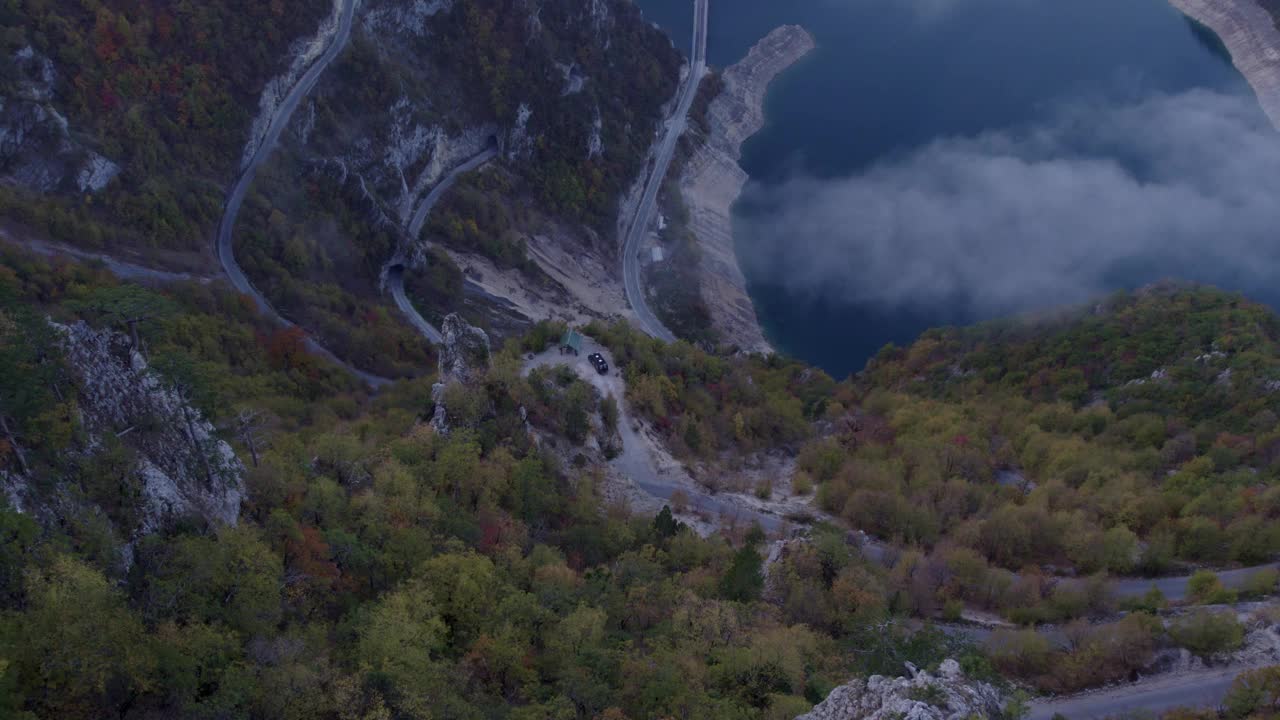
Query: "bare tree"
225 408 272 468
0 411 30 475
71 286 176 355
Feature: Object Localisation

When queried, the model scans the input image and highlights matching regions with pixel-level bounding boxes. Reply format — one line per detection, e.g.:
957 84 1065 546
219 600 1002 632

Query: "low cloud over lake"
738 88 1280 316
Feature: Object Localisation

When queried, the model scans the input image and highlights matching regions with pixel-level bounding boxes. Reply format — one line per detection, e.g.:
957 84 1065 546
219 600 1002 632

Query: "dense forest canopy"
0 0 331 250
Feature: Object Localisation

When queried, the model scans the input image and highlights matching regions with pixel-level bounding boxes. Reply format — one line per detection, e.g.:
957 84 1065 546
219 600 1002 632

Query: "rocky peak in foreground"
796 660 1005 720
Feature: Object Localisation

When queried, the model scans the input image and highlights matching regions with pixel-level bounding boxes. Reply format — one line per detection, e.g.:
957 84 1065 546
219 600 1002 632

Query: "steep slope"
2 319 244 543
0 0 332 256
231 0 682 366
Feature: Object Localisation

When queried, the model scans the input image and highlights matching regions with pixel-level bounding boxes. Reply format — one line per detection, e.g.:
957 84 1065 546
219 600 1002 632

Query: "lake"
633 0 1273 378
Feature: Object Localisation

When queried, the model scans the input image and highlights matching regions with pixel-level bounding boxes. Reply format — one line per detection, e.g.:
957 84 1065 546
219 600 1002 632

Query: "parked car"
588 352 609 375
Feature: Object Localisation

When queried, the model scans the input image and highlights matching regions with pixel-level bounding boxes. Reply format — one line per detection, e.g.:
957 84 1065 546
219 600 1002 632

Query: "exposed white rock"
362 0 450 37
589 0 611 33
0 470 26 513
557 62 588 96
526 4 543 36
429 381 450 434
13 46 55 102
438 313 492 385
1169 0 1280 131
75 151 121 193
795 660 1005 720
385 96 438 212
507 103 535 160
588 106 604 159
679 26 815 353
54 322 244 533
398 123 498 225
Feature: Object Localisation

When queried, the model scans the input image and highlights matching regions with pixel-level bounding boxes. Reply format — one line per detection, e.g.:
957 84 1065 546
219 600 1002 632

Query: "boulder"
438 313 491 384
796 660 1004 720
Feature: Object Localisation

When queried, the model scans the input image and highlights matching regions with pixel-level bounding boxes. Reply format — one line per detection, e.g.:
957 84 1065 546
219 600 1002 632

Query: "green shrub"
1169 610 1245 658
1120 585 1168 614
1241 568 1280 599
1187 569 1238 605
942 599 964 622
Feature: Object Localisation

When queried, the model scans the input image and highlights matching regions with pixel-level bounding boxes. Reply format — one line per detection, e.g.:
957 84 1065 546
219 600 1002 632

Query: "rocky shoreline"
1170 0 1280 130
679 25 816 354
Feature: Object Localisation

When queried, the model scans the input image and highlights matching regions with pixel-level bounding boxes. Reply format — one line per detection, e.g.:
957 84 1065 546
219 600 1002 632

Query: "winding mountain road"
387 146 500 345
619 0 708 343
1109 561 1280 602
214 0 393 388
0 228 213 286
406 148 500 242
1027 664 1254 720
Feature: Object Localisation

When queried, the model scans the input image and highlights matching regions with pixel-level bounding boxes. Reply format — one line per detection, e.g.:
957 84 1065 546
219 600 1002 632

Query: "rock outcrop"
679 25 816 353
0 46 120 194
438 313 492 384
430 313 493 433
3 322 245 535
795 660 1005 720
1169 0 1280 131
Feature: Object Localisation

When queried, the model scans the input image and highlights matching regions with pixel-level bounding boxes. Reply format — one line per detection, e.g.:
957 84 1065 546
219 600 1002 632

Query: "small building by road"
561 329 584 356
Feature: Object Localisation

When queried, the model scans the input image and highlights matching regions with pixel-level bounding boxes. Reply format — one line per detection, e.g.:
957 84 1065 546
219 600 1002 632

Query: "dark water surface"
634 0 1261 377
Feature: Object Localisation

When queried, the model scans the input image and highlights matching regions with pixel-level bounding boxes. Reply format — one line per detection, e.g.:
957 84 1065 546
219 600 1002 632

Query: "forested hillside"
223 0 681 374
6 233 1280 717
0 249 872 720
0 0 331 251
838 284 1280 572
582 286 1280 622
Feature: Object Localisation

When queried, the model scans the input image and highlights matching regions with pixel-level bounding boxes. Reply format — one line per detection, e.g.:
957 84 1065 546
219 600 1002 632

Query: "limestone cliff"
3 322 244 536
1170 0 1280 130
0 46 120 195
679 25 816 354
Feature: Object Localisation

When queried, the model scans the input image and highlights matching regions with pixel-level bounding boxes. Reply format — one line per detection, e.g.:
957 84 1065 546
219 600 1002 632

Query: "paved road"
619 0 708 343
387 146 500 345
406 148 499 242
1028 664 1253 719
1110 562 1280 602
214 0 392 388
387 265 442 344
523 338 785 534
0 229 212 286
